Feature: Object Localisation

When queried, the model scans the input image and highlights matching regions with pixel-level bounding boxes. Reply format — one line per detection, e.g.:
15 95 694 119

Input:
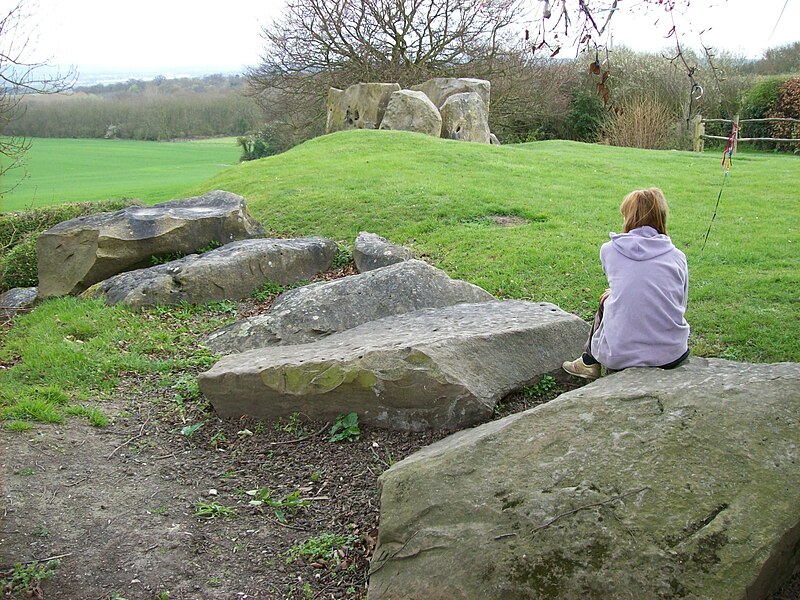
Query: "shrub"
0 198 140 252
740 76 787 150
601 95 676 150
238 126 296 161
768 77 800 153
567 89 608 142
0 199 141 292
0 234 38 289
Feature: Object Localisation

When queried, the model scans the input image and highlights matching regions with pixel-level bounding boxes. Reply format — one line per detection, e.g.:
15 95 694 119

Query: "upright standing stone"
325 83 401 133
378 90 442 137
326 88 345 133
440 92 491 144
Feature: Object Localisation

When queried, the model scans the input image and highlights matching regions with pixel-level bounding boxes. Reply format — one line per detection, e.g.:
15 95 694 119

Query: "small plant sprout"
209 431 227 448
330 412 360 443
284 533 357 565
331 242 354 269
181 423 204 438
523 374 561 400
245 488 310 522
275 412 307 436
0 559 60 597
193 501 236 519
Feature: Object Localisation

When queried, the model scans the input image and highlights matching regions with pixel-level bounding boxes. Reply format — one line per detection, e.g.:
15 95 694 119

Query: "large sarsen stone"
440 91 491 143
368 358 800 599
37 191 265 297
83 237 336 307
410 77 491 111
198 300 589 431
379 90 442 137
204 259 494 354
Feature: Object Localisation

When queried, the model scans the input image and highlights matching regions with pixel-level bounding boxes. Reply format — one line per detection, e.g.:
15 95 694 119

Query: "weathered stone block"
440 92 491 143
198 300 589 431
37 190 265 297
204 259 494 354
410 77 491 111
325 83 401 133
83 237 336 307
379 90 442 137
353 232 413 273
368 358 800 599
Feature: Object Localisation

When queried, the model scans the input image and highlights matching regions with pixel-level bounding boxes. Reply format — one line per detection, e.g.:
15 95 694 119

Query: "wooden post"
692 114 705 152
732 114 739 155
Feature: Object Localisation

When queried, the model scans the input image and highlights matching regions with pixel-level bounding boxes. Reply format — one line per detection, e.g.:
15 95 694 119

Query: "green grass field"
1 130 799 429
1 137 241 212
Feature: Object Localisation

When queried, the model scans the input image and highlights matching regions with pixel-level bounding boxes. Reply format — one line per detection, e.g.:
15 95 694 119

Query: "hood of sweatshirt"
609 226 676 261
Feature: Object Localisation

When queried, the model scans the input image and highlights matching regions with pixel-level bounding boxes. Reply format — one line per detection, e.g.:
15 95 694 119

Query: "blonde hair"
620 188 668 234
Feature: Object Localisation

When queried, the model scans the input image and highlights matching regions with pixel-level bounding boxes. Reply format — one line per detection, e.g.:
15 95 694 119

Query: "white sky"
16 0 800 74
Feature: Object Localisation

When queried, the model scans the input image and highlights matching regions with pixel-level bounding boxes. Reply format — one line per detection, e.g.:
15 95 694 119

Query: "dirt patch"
1 349 571 600
490 215 528 227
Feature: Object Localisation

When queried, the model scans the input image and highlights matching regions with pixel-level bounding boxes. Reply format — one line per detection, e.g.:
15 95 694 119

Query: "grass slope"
200 130 800 363
1 137 240 212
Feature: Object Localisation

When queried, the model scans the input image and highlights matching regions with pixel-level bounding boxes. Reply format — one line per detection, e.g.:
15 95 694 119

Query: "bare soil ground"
0 365 573 600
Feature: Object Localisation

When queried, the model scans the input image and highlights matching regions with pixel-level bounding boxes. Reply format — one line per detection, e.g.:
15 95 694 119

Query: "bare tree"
1 1 74 190
247 0 528 146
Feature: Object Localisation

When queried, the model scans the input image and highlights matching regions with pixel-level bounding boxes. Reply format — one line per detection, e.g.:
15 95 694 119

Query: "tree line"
5 74 262 141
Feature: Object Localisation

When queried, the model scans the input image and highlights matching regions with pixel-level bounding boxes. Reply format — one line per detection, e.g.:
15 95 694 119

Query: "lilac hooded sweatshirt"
590 225 689 370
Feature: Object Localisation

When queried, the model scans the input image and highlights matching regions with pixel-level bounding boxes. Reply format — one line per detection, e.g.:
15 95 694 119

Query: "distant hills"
65 65 246 87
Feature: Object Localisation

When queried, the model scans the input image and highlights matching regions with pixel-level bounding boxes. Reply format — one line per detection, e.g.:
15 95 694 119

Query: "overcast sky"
20 0 800 75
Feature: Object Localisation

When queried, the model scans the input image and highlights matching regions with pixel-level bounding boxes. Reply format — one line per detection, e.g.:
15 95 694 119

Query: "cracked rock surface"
199 300 589 431
204 259 493 354
83 237 336 307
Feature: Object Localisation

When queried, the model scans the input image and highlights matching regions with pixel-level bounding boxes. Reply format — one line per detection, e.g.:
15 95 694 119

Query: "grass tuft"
64 405 110 427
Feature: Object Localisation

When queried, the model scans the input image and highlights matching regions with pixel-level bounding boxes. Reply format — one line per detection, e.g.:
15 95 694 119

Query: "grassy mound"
199 129 799 363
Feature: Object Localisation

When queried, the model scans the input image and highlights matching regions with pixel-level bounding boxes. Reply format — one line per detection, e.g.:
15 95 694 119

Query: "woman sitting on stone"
563 187 690 380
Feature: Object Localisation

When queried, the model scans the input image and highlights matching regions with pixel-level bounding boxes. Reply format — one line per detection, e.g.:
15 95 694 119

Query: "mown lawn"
1 137 240 212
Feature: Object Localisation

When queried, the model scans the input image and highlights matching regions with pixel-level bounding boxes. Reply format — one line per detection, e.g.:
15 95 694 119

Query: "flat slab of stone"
368 358 800 599
353 232 414 273
83 237 336 307
198 300 589 431
204 259 494 354
37 190 265 297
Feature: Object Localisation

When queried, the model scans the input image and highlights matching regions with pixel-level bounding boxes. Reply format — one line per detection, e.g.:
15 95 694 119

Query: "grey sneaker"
562 357 601 380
